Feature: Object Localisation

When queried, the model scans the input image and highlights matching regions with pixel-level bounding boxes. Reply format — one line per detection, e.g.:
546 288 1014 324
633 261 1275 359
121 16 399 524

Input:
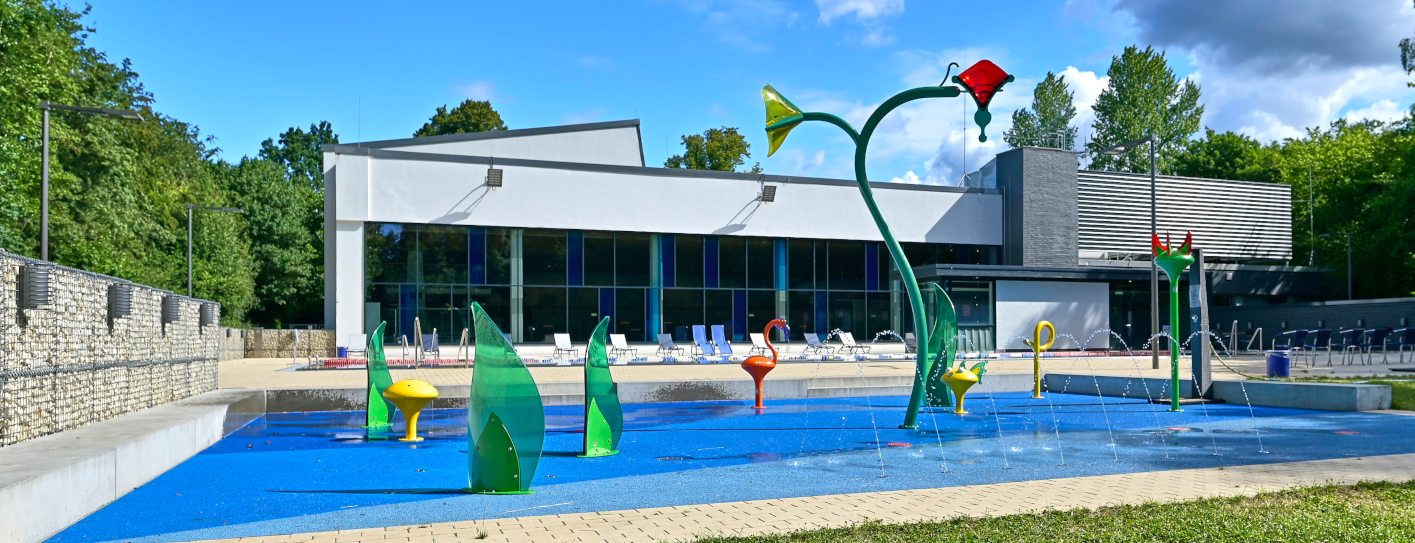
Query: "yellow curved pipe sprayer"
1024 321 1056 399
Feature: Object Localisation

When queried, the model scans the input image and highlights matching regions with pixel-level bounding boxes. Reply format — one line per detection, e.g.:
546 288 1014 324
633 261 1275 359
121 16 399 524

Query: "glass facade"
365 222 1001 345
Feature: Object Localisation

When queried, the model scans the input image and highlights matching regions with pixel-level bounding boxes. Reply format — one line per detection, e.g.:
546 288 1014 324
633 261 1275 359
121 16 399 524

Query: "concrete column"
1190 248 1211 399
510 229 523 342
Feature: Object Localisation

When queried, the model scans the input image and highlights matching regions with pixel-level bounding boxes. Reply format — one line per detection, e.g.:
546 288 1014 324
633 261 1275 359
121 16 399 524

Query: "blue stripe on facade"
866 242 879 291
733 289 748 340
599 288 615 333
567 231 584 286
468 227 486 285
660 235 675 288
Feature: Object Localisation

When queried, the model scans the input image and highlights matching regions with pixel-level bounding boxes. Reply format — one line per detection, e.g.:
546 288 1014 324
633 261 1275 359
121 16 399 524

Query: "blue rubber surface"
49 390 1415 543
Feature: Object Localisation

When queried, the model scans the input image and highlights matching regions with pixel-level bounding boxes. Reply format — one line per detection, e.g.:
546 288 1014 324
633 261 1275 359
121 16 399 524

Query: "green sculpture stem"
799 85 961 429
1168 280 1182 411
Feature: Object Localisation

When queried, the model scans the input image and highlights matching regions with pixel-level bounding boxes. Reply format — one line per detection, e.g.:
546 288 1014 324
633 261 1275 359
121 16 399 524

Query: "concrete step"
807 385 914 398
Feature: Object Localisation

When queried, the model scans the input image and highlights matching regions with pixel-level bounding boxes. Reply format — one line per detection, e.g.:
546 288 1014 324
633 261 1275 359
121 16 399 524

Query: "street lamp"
39 101 144 261
1102 134 1160 368
187 204 244 297
1320 232 1353 300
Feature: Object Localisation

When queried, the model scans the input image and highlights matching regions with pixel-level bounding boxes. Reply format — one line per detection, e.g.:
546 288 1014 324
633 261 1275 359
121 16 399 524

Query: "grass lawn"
689 481 1415 542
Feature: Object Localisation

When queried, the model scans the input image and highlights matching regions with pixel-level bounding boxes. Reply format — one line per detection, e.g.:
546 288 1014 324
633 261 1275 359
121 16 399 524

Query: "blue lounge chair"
691 325 716 356
711 325 734 356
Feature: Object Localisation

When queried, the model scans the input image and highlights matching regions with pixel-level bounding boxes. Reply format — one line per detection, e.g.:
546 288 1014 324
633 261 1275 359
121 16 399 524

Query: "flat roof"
344 119 642 149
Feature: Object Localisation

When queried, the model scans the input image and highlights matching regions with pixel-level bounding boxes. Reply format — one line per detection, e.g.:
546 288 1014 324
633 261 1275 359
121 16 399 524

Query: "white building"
322 120 1314 350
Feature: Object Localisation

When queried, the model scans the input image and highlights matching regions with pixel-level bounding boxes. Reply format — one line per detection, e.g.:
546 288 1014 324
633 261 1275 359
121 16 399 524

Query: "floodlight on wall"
162 294 181 324
20 264 52 309
200 302 219 327
760 185 778 203
108 282 133 321
486 158 503 188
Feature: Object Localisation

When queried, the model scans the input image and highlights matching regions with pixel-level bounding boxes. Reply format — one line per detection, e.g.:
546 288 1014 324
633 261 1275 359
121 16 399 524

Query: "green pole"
1169 280 1182 411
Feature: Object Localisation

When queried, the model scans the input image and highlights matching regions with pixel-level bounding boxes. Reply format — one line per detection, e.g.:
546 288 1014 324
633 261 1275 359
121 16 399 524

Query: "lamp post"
38 101 144 261
1101 134 1159 369
188 204 244 296
1320 232 1352 300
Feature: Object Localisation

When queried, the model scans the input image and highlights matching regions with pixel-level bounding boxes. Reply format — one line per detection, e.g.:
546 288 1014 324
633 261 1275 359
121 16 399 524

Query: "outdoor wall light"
108 283 133 320
760 185 778 203
199 302 219 327
20 263 52 310
162 294 181 324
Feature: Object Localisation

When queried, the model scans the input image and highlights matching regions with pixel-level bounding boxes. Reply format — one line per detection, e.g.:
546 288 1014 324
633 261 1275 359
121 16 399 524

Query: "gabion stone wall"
245 329 336 358
0 250 221 447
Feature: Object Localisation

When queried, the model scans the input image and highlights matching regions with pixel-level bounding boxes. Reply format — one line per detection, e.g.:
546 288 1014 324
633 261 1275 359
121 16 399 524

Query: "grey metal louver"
162 295 181 324
21 264 52 309
199 303 219 326
108 283 133 320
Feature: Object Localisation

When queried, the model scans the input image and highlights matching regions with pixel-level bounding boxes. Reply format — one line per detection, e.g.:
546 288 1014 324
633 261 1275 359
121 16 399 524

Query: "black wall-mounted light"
486 168 504 188
21 264 51 310
760 185 777 203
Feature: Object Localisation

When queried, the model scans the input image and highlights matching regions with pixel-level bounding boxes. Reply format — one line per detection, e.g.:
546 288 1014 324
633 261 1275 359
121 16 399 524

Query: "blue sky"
85 0 1415 184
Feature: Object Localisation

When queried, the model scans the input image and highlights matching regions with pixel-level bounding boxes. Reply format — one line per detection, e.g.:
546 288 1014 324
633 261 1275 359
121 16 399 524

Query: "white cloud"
1112 0 1415 143
816 0 904 23
891 170 921 184
1345 99 1408 123
672 0 796 52
1058 66 1108 150
563 107 607 124
454 81 501 101
815 0 903 47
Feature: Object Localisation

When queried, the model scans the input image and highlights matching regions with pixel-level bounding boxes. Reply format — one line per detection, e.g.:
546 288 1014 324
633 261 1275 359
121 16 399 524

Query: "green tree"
414 99 507 137
1004 72 1078 150
0 0 255 323
1086 45 1204 173
665 127 762 172
1174 129 1279 183
220 157 321 328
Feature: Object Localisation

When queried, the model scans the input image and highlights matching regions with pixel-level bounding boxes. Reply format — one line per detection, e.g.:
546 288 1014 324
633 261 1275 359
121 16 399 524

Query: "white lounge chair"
804 333 835 355
610 334 637 360
346 333 368 358
748 333 770 356
840 332 871 354
656 334 686 358
553 333 580 359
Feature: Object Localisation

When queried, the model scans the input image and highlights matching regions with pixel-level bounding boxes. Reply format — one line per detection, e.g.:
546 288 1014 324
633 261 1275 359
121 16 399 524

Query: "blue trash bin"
336 346 348 358
1265 350 1291 378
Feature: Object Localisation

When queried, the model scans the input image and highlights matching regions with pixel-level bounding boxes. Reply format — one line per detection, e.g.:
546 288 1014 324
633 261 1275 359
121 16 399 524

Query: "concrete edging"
1045 373 1392 411
0 389 263 543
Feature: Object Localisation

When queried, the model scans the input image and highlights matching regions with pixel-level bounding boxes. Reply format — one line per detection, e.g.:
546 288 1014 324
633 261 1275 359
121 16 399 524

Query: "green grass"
1288 376 1415 410
688 481 1415 542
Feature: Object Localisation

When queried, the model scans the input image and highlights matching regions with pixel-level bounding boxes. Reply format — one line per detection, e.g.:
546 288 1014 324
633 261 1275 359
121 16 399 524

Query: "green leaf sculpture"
466 302 544 494
579 317 623 457
924 284 958 408
363 322 396 429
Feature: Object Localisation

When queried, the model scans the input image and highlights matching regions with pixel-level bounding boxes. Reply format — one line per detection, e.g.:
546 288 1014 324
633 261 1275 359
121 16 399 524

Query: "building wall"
1211 297 1415 340
1078 170 1292 261
323 144 1004 340
995 280 1110 350
996 147 1080 268
0 251 220 447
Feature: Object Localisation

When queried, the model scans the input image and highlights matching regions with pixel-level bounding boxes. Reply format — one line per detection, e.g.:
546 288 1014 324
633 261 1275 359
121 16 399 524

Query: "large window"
828 241 866 291
524 230 567 285
718 237 746 289
676 236 704 288
366 221 997 344
616 233 651 286
523 286 567 342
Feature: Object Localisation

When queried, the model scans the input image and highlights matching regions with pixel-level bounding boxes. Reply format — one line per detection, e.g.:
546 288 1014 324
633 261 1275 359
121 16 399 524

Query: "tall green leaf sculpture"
580 317 624 457
924 284 958 408
764 60 1014 428
466 302 544 494
363 322 396 429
